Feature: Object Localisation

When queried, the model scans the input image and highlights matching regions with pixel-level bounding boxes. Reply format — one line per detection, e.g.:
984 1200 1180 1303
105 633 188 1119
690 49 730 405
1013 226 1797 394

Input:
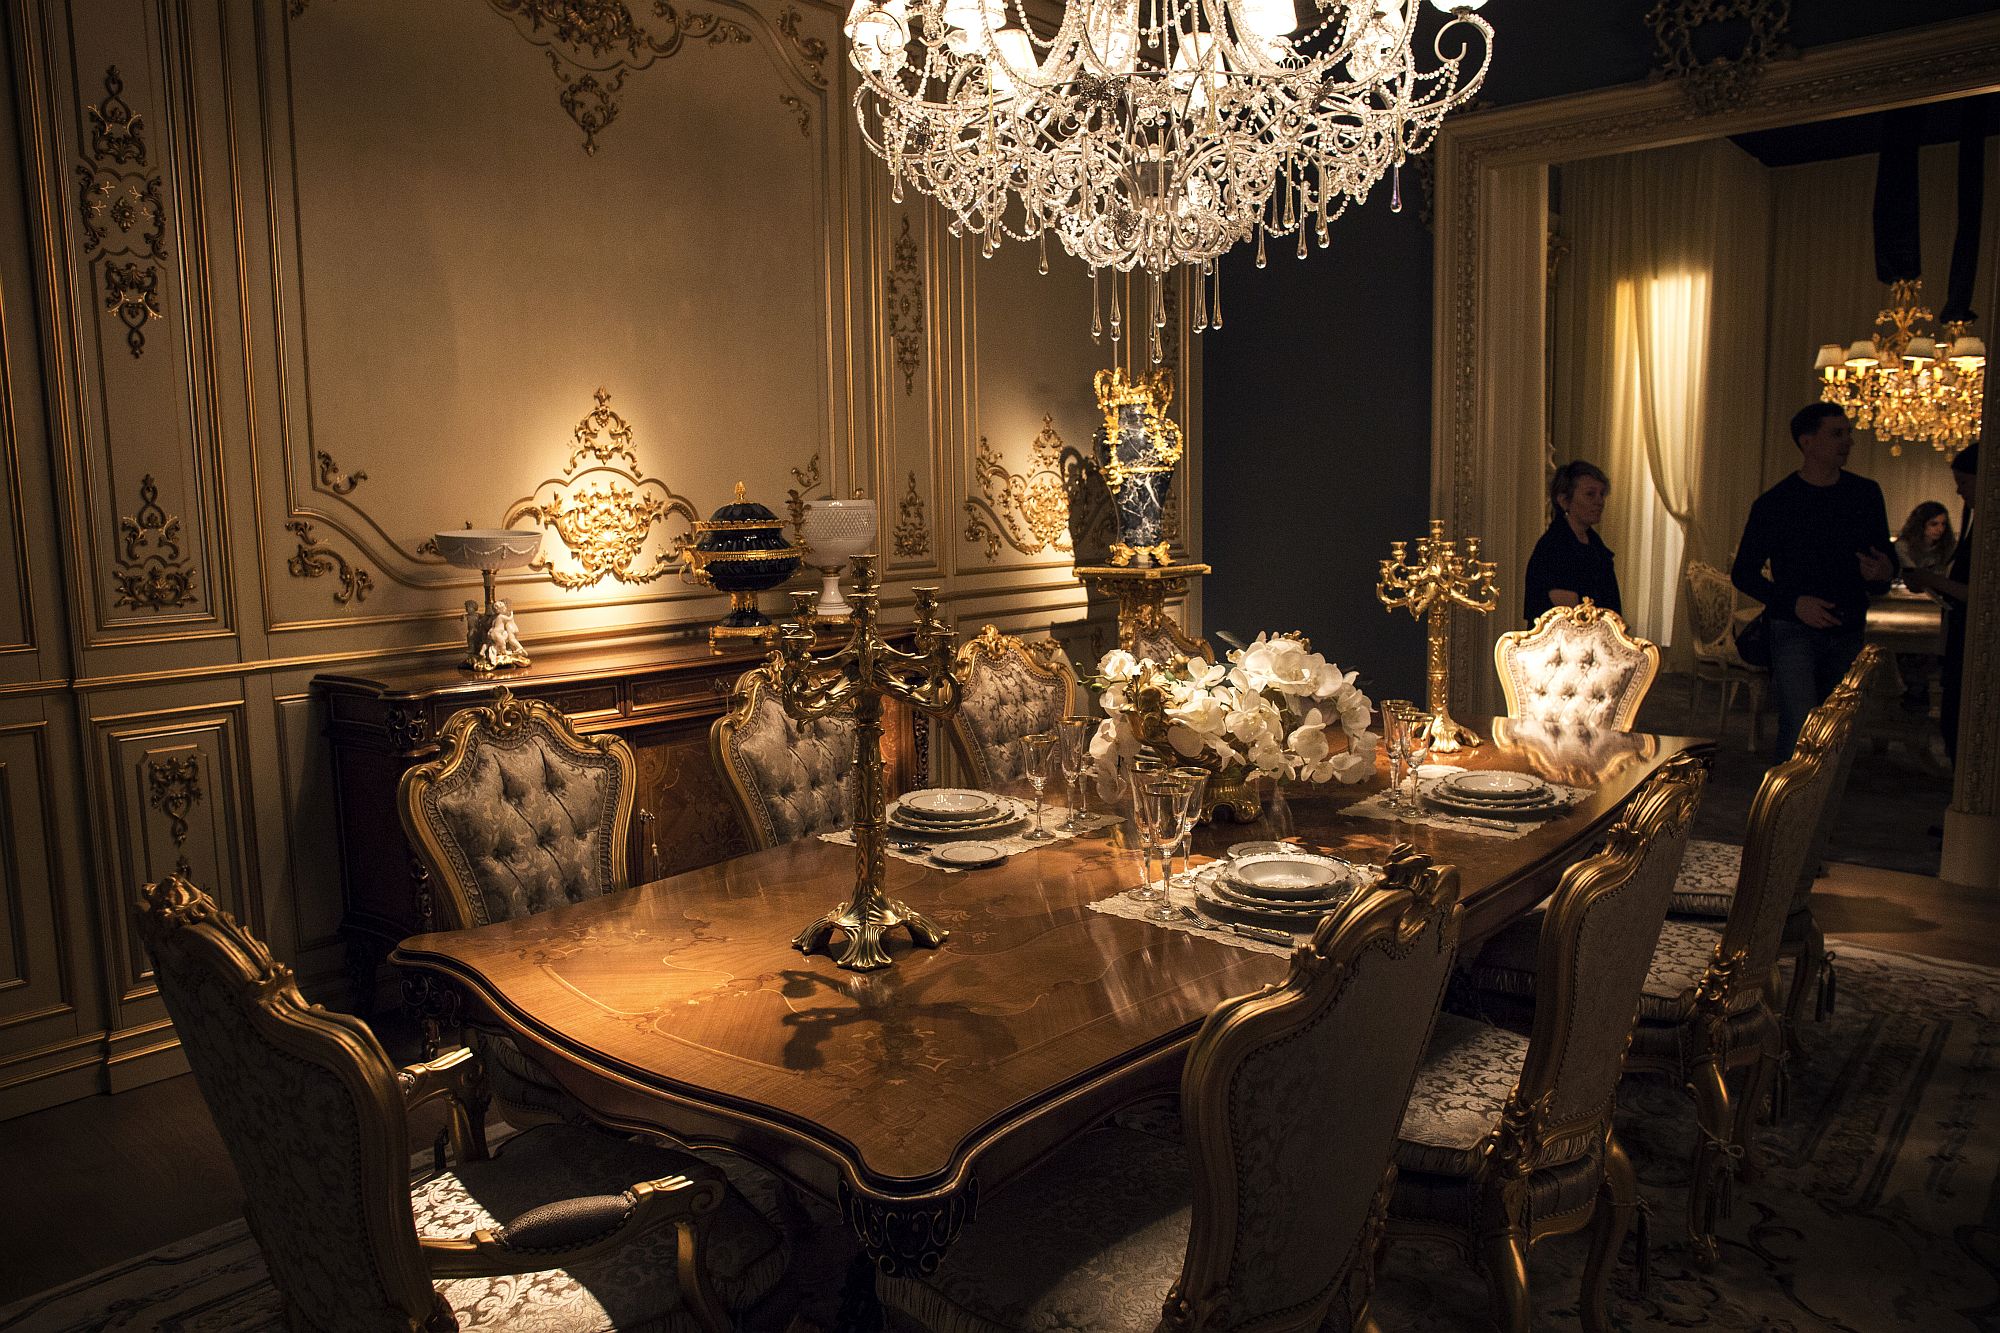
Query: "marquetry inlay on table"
392 723 1710 1274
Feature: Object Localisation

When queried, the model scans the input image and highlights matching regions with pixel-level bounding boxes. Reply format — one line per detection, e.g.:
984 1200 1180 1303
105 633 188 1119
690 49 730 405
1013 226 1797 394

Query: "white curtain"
1552 139 1772 662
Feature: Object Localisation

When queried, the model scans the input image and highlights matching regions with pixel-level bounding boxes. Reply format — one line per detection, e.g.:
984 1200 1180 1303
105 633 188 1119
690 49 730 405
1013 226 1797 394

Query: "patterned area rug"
2 943 1993 1332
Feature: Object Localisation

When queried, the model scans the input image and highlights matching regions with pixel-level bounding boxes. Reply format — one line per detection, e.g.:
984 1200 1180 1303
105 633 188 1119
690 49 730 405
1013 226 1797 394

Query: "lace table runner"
1088 860 1387 956
1343 764 1592 839
818 809 1121 873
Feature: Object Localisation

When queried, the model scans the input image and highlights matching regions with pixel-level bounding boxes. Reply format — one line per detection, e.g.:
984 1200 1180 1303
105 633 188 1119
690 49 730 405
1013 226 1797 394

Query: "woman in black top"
1906 443 1977 762
1523 460 1622 622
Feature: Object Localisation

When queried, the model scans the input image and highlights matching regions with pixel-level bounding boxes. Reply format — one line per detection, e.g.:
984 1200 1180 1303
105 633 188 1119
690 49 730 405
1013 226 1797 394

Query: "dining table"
391 718 1710 1290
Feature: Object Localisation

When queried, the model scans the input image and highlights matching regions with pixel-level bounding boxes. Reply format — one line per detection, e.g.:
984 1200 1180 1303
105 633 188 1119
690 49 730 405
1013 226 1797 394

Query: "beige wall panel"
0 30 42 665
39 1 231 643
0 719 73 1027
248 0 845 638
89 699 261 1007
875 190 942 576
272 689 342 967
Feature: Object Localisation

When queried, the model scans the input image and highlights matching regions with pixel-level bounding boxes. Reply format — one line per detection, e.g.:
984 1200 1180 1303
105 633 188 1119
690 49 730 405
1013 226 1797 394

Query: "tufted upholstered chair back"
1494 600 1661 732
1514 754 1706 1147
1683 561 1749 666
399 692 635 931
1719 670 1866 1002
1171 847 1461 1331
711 666 857 850
136 874 446 1329
947 626 1077 788
1129 618 1215 668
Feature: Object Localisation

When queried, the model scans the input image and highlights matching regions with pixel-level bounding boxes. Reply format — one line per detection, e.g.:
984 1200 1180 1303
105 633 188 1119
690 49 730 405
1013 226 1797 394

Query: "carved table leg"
839 1177 979 1277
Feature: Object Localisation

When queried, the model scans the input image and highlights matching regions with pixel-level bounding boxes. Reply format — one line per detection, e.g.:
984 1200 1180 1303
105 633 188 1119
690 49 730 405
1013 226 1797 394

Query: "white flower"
1097 648 1141 682
1233 633 1322 696
1287 709 1332 763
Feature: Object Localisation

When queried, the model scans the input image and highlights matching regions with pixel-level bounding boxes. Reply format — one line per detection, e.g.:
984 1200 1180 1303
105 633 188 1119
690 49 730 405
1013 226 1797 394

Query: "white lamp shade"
1844 340 1879 367
1171 32 1230 113
988 28 1038 100
1950 334 1987 364
845 0 908 72
1083 0 1140 74
1905 336 1938 363
942 0 1003 44
1238 0 1298 40
1813 343 1845 372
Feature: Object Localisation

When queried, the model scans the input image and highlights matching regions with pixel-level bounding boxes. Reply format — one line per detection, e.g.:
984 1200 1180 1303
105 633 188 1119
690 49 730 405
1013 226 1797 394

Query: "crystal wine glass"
1021 731 1057 842
1168 766 1209 893
1057 715 1095 832
1133 774 1184 919
1379 698 1415 814
1398 704 1432 812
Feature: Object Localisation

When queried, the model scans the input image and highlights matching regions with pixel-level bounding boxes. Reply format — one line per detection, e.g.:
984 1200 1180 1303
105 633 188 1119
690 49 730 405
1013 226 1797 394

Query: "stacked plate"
1192 851 1358 933
886 788 1026 839
1420 770 1568 820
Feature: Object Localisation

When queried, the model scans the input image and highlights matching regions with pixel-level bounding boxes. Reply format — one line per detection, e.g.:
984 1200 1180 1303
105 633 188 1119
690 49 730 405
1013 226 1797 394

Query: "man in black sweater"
1732 403 1896 762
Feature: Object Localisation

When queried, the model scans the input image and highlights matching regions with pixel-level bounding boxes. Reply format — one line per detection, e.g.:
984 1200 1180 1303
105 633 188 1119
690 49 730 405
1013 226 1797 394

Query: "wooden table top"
393 721 1709 1262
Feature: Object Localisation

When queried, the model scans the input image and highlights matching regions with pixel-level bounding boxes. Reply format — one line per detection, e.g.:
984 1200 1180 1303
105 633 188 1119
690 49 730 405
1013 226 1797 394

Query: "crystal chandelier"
844 0 1493 360
1814 278 1987 456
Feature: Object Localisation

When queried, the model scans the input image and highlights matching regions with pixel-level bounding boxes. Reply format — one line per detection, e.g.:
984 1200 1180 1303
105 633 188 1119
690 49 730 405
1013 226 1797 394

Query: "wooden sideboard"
315 635 919 1003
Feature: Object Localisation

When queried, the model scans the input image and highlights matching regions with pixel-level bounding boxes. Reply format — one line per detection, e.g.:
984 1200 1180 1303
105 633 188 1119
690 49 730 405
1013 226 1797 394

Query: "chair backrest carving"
710 665 856 850
1166 847 1462 1333
135 875 443 1329
1494 600 1661 732
1715 667 1867 1001
946 625 1078 788
1501 753 1707 1167
1130 617 1215 668
1682 561 1749 666
1793 647 1879 908
399 691 635 930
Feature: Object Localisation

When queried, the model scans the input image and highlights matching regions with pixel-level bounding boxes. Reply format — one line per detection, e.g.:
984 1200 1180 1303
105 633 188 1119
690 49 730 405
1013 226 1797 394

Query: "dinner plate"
1226 840 1301 860
887 796 1026 837
1444 771 1546 798
896 788 1002 823
1420 783 1567 819
1208 878 1353 914
931 841 1006 869
1194 880 1346 933
1227 852 1353 898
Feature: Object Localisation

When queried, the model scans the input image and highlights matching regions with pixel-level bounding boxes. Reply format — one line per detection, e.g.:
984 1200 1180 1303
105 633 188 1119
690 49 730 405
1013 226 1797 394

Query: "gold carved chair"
1668 648 1880 1048
947 625 1078 788
877 847 1463 1333
1683 559 1768 751
398 691 639 1125
135 874 790 1333
710 664 856 851
1467 687 1859 1266
1493 599 1660 732
1388 753 1706 1332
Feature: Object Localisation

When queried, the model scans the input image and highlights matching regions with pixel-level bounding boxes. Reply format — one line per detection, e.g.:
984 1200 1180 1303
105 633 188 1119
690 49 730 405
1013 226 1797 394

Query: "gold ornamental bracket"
1077 562 1212 659
502 388 699 589
1377 520 1497 753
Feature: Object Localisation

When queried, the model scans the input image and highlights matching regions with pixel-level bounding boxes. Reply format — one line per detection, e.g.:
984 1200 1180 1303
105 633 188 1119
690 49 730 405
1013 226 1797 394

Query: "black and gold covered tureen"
683 482 802 644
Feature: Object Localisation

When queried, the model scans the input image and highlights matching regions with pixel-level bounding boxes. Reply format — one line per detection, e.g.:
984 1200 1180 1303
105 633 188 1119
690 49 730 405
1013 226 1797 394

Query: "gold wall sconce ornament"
1377 520 1498 754
768 555 960 971
432 528 543 672
1093 367 1185 568
682 482 804 650
964 417 1078 562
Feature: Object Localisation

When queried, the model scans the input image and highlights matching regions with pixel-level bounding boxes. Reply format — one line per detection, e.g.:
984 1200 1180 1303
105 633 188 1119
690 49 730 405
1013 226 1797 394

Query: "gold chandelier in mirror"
1814 279 1987 457
844 0 1494 361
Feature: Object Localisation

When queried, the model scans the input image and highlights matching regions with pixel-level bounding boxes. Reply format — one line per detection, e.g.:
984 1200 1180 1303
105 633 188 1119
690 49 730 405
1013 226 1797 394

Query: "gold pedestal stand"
1376 521 1497 754
769 556 961 972
1077 562 1212 658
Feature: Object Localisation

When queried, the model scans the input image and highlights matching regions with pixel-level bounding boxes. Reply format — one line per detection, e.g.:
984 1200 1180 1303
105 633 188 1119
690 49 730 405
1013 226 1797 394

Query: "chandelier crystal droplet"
845 0 1493 357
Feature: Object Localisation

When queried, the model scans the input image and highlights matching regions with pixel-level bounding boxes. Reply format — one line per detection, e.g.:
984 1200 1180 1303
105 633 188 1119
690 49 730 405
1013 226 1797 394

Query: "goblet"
1379 698 1416 814
1057 715 1095 831
1132 774 1182 914
1168 766 1209 893
1021 731 1057 842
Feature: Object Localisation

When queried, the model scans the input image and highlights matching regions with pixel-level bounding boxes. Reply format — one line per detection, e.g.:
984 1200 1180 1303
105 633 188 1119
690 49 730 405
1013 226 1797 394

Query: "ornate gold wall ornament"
1647 0 1793 114
779 93 811 136
888 215 924 396
488 0 751 155
777 6 830 89
964 417 1075 562
785 452 826 547
892 470 930 558
285 520 376 604
114 474 197 612
502 387 699 588
76 67 168 358
147 754 202 874
315 450 367 496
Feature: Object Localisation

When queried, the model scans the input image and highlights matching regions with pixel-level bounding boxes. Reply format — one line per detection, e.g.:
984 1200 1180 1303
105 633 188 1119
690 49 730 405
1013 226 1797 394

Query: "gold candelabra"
769 555 961 971
1376 520 1498 754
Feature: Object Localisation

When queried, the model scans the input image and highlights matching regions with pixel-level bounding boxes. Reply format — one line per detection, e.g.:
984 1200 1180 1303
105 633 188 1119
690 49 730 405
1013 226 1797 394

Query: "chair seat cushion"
413 1125 788 1332
877 1126 1190 1333
1394 1013 1530 1177
1629 1000 1778 1066
1666 838 1741 919
1466 915 1722 1023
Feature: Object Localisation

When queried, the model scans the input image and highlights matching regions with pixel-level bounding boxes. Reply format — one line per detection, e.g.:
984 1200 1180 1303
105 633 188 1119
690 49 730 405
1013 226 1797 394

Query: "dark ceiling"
1730 92 2000 169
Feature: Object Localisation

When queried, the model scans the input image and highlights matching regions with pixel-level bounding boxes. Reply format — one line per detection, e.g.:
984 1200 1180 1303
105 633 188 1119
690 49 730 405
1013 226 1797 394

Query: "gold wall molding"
964 417 1077 562
113 474 197 612
487 0 752 155
776 6 829 89
75 67 167 358
893 470 930 558
285 520 375 604
502 387 699 588
889 214 924 397
145 754 201 874
779 92 810 137
314 450 366 496
1647 0 1792 114
785 451 827 546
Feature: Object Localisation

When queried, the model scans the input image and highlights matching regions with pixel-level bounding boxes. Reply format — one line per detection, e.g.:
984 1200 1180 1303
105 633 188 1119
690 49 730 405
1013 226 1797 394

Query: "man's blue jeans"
1767 619 1864 763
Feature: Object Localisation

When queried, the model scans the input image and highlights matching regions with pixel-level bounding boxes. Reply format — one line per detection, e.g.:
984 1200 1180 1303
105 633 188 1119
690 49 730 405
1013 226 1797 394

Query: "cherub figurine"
462 597 530 672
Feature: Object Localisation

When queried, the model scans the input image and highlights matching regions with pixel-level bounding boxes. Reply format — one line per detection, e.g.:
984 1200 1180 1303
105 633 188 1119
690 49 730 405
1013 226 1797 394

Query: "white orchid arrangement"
1088 633 1379 789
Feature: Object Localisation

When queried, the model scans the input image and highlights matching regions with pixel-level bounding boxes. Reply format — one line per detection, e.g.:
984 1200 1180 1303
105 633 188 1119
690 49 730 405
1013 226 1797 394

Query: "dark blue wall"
1200 1 1990 701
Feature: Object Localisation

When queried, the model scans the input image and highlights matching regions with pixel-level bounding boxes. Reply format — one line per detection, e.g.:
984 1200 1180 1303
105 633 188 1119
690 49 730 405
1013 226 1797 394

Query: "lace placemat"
818 809 1121 873
1088 860 1387 956
1344 765 1592 839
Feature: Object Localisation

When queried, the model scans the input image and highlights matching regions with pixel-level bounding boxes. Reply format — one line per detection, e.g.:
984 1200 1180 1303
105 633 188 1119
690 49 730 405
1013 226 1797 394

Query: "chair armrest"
398 1045 489 1164
420 1172 725 1279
